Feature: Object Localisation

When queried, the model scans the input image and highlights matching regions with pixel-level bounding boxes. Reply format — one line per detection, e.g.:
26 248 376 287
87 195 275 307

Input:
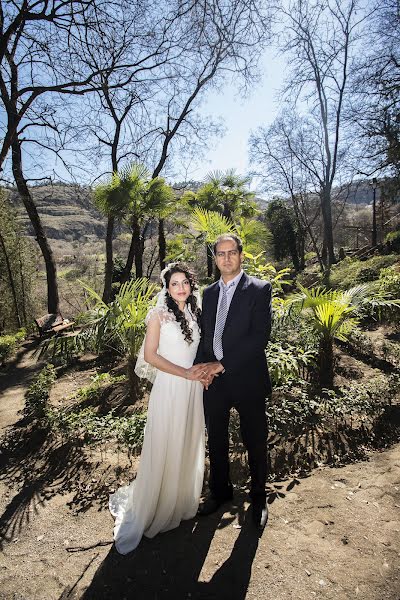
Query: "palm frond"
190 208 235 243
79 280 107 309
235 217 272 253
40 278 158 363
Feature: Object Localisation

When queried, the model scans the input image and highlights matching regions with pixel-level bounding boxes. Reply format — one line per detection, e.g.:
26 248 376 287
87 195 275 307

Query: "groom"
195 234 272 529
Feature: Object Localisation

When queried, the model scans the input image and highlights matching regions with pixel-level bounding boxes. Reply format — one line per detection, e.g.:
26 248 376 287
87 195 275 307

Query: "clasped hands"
186 362 224 389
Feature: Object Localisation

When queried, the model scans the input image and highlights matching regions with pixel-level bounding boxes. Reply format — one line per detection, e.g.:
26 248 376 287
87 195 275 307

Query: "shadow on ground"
63 494 270 600
0 339 43 396
0 425 115 548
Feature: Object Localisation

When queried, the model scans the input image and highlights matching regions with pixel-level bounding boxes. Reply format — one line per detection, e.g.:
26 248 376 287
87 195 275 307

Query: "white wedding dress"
109 305 205 555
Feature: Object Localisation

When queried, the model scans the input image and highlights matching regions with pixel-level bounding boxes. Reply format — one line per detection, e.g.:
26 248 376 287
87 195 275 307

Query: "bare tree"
146 0 272 274
250 111 326 269
351 0 400 181
0 0 138 312
265 0 367 269
75 2 173 301
72 0 272 287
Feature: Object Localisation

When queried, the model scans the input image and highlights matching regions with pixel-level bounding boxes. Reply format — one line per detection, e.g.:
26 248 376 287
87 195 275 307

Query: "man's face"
215 239 243 280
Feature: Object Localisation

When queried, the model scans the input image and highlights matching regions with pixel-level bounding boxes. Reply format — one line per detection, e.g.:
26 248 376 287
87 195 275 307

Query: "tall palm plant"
185 169 259 276
288 283 400 389
204 169 257 220
94 170 134 303
191 208 236 278
121 165 174 281
95 164 174 297
190 207 272 279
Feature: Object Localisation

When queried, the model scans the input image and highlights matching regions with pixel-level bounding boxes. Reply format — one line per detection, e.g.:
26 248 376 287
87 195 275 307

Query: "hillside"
8 184 106 245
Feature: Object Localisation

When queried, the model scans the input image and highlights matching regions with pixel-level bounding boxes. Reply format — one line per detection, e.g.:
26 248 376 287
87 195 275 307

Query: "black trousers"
203 375 268 502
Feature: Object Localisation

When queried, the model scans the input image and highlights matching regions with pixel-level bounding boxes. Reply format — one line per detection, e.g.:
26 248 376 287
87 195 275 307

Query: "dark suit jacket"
195 272 272 396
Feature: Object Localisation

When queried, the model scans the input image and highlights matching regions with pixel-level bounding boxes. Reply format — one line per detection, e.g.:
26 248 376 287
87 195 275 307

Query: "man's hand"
200 361 224 389
202 361 225 377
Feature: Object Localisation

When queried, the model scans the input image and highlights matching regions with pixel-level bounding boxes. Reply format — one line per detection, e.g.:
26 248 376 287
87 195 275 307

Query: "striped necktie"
213 282 234 360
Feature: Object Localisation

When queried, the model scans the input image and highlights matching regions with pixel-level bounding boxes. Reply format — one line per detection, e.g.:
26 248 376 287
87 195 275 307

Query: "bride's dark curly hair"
163 263 201 344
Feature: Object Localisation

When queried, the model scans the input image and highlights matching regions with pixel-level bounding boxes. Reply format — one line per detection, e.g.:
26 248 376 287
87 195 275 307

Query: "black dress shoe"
252 500 268 529
197 495 231 516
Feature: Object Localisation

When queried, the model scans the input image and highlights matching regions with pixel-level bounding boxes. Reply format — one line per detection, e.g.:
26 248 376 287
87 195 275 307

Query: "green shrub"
381 340 400 365
329 255 399 289
0 329 26 364
294 264 323 288
0 335 17 364
378 265 400 297
48 406 146 455
358 267 379 282
385 230 400 254
347 329 371 355
243 252 292 294
25 363 57 419
71 372 127 404
267 383 320 433
376 265 400 321
267 375 394 435
266 342 317 386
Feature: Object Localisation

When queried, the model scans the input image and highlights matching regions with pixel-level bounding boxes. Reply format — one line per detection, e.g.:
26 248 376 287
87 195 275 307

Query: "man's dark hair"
213 233 243 255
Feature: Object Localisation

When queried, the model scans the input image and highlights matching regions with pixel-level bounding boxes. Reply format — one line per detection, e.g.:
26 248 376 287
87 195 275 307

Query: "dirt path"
0 443 399 600
0 340 44 431
0 347 399 600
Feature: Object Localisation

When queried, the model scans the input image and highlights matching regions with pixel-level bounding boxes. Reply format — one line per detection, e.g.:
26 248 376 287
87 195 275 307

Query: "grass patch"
330 255 399 289
0 329 26 364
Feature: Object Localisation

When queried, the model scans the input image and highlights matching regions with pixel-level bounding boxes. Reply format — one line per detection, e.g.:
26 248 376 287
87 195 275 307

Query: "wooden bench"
34 313 75 337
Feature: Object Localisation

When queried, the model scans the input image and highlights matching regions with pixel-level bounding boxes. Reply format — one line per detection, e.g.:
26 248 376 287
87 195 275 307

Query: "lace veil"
134 263 201 384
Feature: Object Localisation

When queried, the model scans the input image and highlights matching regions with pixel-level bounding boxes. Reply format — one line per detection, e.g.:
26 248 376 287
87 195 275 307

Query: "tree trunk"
0 229 21 328
127 354 140 403
122 216 142 281
11 140 59 314
222 201 232 220
102 215 115 303
17 240 28 326
289 232 300 272
122 234 135 284
102 116 120 302
134 224 144 278
298 229 306 271
318 337 334 389
158 218 166 271
320 188 336 268
372 186 377 247
206 244 213 277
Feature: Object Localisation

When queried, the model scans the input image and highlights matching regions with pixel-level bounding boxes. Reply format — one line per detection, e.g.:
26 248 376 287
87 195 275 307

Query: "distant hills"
5 178 396 251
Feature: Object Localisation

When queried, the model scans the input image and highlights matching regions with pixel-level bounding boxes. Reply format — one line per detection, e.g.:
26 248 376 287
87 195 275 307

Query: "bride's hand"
185 364 207 381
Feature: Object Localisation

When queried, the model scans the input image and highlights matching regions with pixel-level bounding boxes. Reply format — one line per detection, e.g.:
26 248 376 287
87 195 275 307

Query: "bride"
109 262 207 554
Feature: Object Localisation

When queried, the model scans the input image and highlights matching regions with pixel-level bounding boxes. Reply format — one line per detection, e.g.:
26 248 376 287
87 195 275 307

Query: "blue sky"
0 48 287 190
188 49 287 185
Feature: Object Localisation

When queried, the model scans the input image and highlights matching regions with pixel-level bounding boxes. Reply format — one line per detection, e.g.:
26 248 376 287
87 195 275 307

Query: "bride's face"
168 272 191 306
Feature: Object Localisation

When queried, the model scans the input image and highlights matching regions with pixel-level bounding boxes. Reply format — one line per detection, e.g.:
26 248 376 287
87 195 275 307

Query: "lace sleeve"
145 305 175 325
134 306 174 384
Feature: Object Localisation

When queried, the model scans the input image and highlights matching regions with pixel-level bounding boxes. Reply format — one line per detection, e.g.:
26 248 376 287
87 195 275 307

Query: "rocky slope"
9 184 106 242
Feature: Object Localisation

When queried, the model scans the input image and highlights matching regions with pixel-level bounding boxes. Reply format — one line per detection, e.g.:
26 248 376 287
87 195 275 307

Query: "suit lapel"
207 282 219 334
223 272 248 331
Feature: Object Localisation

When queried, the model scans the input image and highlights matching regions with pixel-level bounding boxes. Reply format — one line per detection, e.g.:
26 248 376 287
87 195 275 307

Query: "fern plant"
42 278 158 400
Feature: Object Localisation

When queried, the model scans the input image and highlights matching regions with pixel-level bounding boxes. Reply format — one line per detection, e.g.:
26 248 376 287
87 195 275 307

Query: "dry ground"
0 341 399 600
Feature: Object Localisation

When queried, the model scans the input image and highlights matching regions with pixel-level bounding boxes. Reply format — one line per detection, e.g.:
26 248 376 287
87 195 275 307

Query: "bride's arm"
143 314 205 381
